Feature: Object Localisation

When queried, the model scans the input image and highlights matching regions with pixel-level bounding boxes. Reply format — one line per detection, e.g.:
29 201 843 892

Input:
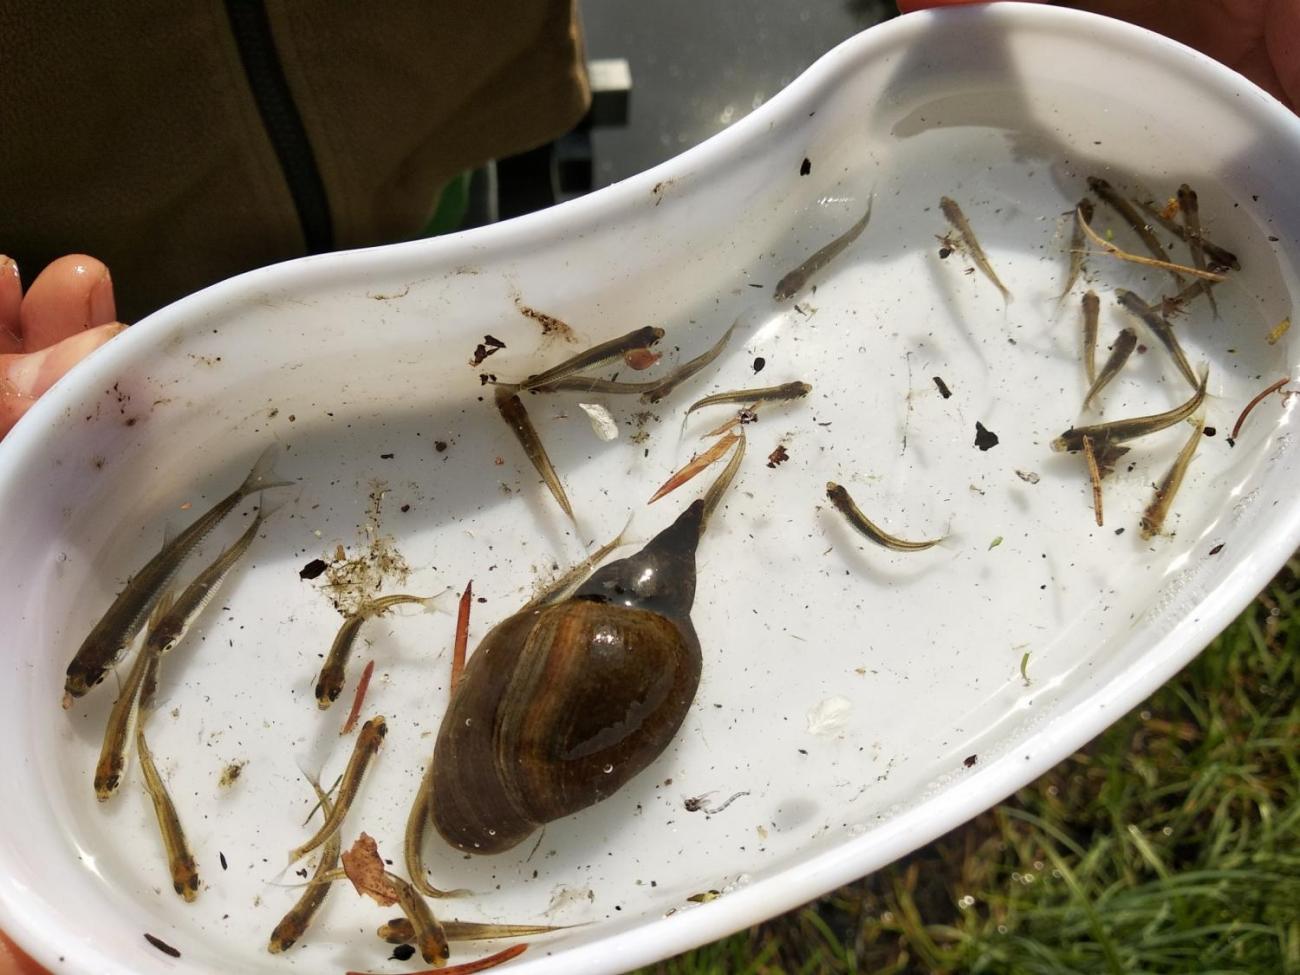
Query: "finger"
0 257 20 354
0 379 36 441
0 322 127 400
17 255 116 353
1265 0 1300 111
0 928 48 975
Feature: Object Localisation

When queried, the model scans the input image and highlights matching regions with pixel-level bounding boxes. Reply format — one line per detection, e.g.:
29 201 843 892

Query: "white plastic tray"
2 5 1299 973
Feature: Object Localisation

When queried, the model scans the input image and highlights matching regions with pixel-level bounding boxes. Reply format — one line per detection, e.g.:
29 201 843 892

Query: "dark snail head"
570 499 703 620
431 500 708 854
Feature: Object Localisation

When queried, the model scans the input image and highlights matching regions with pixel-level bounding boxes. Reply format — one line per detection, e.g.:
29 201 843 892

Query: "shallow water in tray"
42 82 1295 971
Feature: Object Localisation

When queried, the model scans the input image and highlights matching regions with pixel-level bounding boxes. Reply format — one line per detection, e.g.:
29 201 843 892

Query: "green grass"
644 557 1300 974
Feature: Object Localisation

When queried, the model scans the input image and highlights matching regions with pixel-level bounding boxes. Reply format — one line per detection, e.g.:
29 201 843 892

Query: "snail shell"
431 500 706 854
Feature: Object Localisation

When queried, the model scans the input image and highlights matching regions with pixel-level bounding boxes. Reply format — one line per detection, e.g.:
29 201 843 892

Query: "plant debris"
144 933 181 958
1015 470 1040 484
933 376 952 399
974 422 999 451
468 335 507 368
299 558 328 580
767 444 790 468
218 761 247 789
516 302 576 342
341 833 399 907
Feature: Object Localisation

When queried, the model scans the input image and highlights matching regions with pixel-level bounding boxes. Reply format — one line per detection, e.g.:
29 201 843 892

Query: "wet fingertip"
89 268 116 328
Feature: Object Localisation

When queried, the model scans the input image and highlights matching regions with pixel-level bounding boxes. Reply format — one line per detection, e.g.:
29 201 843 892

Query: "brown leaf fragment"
766 444 789 468
342 833 399 906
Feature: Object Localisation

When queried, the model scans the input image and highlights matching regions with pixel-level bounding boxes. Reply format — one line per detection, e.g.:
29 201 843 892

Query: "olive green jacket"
0 2 589 319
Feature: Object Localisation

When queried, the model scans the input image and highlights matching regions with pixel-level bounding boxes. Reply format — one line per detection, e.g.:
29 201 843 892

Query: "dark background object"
491 1 895 219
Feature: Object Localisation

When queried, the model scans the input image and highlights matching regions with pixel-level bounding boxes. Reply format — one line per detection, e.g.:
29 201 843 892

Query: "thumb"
0 930 47 975
0 322 126 400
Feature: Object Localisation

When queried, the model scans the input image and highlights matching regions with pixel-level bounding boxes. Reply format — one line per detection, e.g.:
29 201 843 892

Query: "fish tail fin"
240 443 294 497
416 588 457 615
253 489 293 525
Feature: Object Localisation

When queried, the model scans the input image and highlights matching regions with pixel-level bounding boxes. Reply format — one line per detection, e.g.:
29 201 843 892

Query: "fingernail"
89 269 116 327
0 255 16 278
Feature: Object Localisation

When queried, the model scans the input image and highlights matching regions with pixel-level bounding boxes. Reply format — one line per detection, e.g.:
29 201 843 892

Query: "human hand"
896 0 1300 112
1 255 126 441
0 929 44 975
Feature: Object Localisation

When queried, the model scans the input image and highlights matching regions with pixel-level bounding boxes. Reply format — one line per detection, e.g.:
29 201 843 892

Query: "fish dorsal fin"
147 587 176 632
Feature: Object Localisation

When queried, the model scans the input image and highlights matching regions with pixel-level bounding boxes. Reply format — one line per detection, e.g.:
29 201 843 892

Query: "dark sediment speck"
144 934 180 958
299 559 328 580
974 422 999 451
933 376 952 399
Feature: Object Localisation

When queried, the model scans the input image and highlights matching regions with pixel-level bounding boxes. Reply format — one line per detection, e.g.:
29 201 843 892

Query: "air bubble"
603 763 614 774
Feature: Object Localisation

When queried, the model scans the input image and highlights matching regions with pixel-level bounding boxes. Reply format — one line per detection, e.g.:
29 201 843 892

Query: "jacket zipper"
224 0 333 253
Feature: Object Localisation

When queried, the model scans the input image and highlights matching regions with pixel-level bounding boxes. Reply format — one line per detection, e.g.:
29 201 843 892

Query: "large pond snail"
429 452 735 855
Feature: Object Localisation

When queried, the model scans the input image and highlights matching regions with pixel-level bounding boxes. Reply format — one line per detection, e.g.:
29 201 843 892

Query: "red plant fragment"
341 659 376 736
451 579 473 693
648 433 740 504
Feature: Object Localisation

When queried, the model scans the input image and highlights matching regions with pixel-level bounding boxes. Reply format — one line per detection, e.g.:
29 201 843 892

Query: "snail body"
430 500 706 854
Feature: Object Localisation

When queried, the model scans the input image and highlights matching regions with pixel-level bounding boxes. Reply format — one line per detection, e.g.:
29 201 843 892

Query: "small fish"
1087 177 1182 287
288 716 387 864
701 431 746 527
92 591 169 802
1176 184 1219 317
686 381 812 415
1057 199 1095 304
96 502 273 800
136 724 200 901
1140 414 1206 539
494 386 574 522
64 444 290 705
518 326 664 391
825 481 945 552
316 592 450 709
640 319 737 404
380 917 565 944
406 760 472 899
268 775 342 953
530 320 737 404
939 196 1010 301
386 871 450 965
1133 189 1240 272
521 523 633 612
1052 367 1208 453
1116 289 1199 390
774 197 874 301
1082 435 1104 526
1082 327 1138 410
1081 290 1101 385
